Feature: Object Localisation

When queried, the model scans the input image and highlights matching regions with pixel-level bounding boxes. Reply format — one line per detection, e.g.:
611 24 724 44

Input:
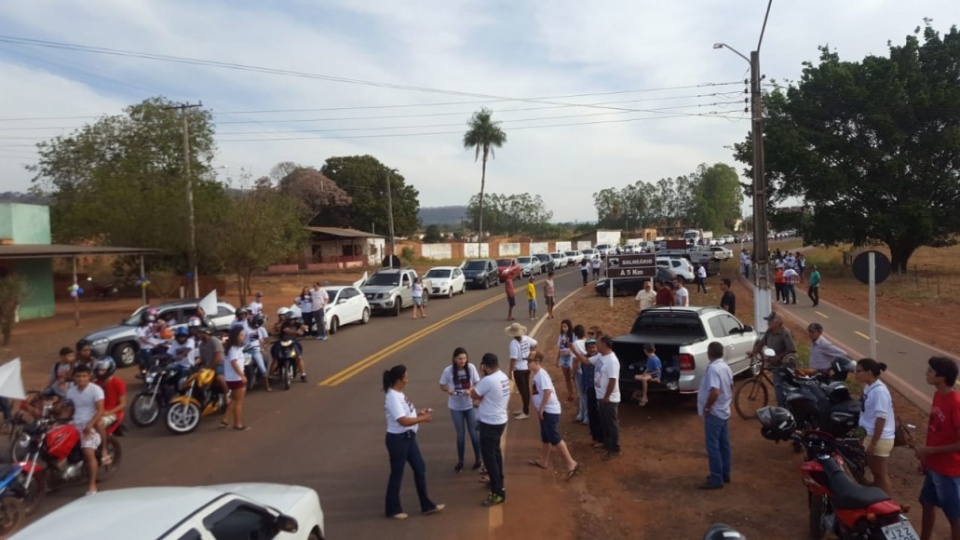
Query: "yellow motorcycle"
165 368 226 434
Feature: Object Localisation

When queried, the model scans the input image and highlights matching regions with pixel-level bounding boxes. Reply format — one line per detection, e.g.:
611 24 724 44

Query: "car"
360 268 430 316
533 253 555 273
709 246 734 260
516 256 542 277
83 299 237 368
319 285 371 333
564 250 584 265
550 252 568 268
496 258 522 282
595 243 613 257
656 256 695 282
594 267 677 296
11 483 325 540
461 259 499 289
424 266 466 298
581 248 598 260
722 235 735 244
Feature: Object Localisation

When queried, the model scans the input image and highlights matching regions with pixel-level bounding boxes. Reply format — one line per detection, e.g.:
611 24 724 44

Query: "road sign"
606 254 656 278
852 250 891 285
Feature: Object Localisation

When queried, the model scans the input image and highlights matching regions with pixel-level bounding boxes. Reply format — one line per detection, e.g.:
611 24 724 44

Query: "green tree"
734 24 960 272
29 97 226 273
465 192 553 236
463 108 507 241
315 156 420 236
422 224 443 243
274 165 353 218
0 275 28 346
691 163 743 232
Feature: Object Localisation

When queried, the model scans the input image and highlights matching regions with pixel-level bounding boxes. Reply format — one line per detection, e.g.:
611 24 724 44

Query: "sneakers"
514 413 529 420
300 374 307 383
482 493 505 507
454 462 464 473
424 503 445 515
389 512 409 520
602 450 621 461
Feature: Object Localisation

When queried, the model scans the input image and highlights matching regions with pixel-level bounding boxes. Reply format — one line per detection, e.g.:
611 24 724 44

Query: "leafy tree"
274 166 352 218
0 275 28 346
29 97 227 273
691 163 743 232
315 156 420 236
463 108 507 241
734 23 960 272
422 224 443 243
465 192 553 236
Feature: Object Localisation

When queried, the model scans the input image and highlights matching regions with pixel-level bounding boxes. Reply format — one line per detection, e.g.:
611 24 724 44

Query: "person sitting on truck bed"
752 312 797 407
633 343 662 407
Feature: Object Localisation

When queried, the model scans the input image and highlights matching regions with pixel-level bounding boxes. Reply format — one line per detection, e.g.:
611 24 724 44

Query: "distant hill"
0 191 48 205
419 205 467 226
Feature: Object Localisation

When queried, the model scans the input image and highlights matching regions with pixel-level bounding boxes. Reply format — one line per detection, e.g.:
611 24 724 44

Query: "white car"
656 256 695 282
722 235 735 244
710 246 734 260
581 248 599 260
564 250 584 265
12 483 325 540
425 266 466 297
550 252 568 268
321 285 371 334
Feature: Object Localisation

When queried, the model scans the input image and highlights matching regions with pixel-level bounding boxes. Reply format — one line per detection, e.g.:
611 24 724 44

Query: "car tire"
112 342 137 368
361 308 370 324
483 278 490 290
448 287 454 299
329 316 340 334
393 299 402 317
460 283 466 295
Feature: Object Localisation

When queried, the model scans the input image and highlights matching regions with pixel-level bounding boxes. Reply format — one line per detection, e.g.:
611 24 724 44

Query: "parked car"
611 307 756 396
11 483 325 540
550 252 568 268
496 258 522 282
595 243 613 257
581 248 599 260
424 266 466 298
516 256 542 277
710 246 734 260
594 267 677 296
656 256 695 282
83 299 237 368
461 259 499 289
320 285 371 333
360 267 430 316
533 253 555 273
565 250 584 265
722 235 735 244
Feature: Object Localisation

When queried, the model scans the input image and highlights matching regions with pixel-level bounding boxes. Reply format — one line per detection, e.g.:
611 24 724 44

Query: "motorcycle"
781 365 862 439
17 410 122 513
759 407 917 539
271 339 301 391
242 348 261 392
129 363 187 427
0 463 27 535
165 367 225 434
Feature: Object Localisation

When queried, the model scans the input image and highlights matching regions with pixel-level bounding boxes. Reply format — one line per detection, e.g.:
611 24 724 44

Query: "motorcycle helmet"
287 305 303 320
831 356 857 382
250 314 265 328
94 357 117 380
235 307 249 318
140 312 157 325
175 327 190 338
75 338 92 352
826 381 852 405
757 406 796 441
277 307 290 318
704 524 747 540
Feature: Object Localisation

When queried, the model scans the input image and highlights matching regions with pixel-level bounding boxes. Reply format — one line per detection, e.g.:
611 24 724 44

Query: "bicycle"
734 353 772 420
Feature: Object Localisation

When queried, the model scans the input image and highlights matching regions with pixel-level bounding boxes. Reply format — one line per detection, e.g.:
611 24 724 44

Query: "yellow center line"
319 293 505 386
815 311 829 319
854 330 878 343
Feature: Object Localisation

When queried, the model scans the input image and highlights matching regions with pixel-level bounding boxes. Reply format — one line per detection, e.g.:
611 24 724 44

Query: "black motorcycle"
271 339 301 391
129 364 187 427
780 357 860 439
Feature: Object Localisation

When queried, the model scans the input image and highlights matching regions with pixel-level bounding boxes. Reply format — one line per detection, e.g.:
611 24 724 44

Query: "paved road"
24 263 587 539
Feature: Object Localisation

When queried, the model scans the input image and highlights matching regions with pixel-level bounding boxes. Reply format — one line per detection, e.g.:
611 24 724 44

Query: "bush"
401 247 416 264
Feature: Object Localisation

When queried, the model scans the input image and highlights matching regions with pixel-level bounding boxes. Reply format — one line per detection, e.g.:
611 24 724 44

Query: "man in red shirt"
94 358 127 448
916 356 960 540
654 280 674 307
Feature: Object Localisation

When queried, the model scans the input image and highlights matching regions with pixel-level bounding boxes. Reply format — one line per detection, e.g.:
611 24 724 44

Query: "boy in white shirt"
526 353 579 480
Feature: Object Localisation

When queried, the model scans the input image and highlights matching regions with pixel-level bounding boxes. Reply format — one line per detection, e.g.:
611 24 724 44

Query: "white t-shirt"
439 364 480 411
412 283 423 298
384 388 417 434
136 325 156 351
591 258 602 269
244 324 268 348
675 286 689 306
635 289 656 311
299 296 313 313
310 289 327 311
247 300 263 315
573 339 588 373
532 369 562 414
860 380 896 440
784 268 799 284
224 346 245 382
508 336 538 371
593 352 621 403
697 266 707 279
65 383 104 427
474 370 511 425
168 338 196 369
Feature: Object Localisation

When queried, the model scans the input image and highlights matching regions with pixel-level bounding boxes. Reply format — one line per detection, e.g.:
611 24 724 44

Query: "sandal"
639 398 649 407
527 459 547 470
565 464 580 481
234 426 250 431
219 421 230 429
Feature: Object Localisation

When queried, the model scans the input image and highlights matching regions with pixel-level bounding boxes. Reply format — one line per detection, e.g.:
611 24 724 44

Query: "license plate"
882 521 919 540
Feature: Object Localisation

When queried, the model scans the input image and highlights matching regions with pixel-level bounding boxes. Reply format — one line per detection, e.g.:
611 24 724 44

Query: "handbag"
893 419 913 448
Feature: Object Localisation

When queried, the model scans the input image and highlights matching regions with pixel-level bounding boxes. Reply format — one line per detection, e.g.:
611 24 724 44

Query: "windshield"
565 251 577 256
551 253 562 259
425 269 451 279
496 259 512 267
535 254 549 262
366 273 400 286
463 260 487 271
517 257 532 264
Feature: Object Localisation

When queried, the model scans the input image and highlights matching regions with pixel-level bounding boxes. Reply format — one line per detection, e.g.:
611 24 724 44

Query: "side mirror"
742 325 754 333
275 515 299 533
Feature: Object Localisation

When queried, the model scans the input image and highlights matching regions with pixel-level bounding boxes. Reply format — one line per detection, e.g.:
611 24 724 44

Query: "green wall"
0 203 51 244
14 259 54 319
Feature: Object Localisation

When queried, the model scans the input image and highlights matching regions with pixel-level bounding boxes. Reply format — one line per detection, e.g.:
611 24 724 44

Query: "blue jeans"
704 414 731 486
575 371 588 422
385 432 436 516
247 348 267 376
314 310 327 338
450 408 481 464
920 469 960 520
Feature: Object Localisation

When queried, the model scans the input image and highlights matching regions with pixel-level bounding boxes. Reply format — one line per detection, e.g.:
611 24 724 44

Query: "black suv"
462 259 499 289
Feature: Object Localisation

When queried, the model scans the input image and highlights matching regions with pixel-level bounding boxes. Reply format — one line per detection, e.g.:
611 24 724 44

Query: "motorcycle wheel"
0 495 24 536
166 402 202 434
246 370 257 392
10 432 30 463
808 492 828 540
130 392 161 427
734 378 769 420
17 470 45 515
97 437 122 481
284 365 292 390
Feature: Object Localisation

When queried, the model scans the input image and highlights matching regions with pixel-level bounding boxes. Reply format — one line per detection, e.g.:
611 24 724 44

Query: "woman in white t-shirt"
438 347 482 473
411 277 426 320
383 365 445 520
527 353 579 480
221 325 249 431
855 358 896 497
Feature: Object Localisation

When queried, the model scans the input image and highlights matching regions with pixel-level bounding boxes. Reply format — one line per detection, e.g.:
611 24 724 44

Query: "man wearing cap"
808 265 821 307
752 312 797 407
807 323 847 373
248 292 264 316
506 322 537 420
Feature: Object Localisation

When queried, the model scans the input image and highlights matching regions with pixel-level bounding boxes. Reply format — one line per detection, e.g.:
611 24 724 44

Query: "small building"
304 226 385 269
572 229 622 247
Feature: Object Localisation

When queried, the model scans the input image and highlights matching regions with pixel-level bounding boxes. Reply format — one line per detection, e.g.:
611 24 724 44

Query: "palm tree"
463 108 506 249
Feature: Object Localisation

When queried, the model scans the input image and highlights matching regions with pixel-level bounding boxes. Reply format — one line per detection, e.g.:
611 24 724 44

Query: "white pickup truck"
360 267 431 316
612 307 757 396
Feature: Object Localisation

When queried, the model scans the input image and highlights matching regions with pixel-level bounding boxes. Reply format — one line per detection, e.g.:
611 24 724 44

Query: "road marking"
319 294 505 386
853 331 878 343
815 311 829 319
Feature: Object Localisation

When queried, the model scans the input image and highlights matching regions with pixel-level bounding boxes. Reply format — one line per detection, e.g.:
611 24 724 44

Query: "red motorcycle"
759 407 918 539
16 410 121 513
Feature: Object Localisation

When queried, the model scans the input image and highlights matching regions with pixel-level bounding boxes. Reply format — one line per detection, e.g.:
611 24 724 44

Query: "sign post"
852 250 891 361
605 254 657 307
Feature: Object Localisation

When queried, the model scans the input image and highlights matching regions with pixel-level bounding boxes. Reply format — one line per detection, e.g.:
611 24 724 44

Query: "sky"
0 1 955 223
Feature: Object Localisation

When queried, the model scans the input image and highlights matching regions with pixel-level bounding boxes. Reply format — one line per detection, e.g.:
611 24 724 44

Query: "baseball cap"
585 338 597 345
763 312 782 323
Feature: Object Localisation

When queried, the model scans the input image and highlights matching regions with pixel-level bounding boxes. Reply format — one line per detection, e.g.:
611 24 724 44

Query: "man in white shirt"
247 291 264 316
594 336 621 460
783 266 799 304
311 283 328 340
471 353 512 507
740 250 751 278
634 280 656 313
506 322 537 420
806 323 848 372
698 342 734 490
674 279 690 307
64 365 105 495
695 264 708 293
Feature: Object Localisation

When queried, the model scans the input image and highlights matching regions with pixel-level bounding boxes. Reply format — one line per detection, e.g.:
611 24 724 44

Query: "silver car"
516 256 542 277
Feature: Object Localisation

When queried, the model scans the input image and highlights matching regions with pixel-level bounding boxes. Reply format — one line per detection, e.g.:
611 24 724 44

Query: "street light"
713 42 750 64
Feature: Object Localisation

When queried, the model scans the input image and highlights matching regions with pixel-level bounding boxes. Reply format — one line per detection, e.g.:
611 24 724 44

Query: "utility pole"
750 51 772 327
164 102 203 298
385 169 396 268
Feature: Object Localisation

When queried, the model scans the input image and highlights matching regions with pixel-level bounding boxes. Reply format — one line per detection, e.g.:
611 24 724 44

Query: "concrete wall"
421 244 453 260
14 259 55 319
529 242 549 255
596 230 621 246
555 241 571 252
498 243 520 257
463 243 490 258
0 203 51 243
576 241 592 250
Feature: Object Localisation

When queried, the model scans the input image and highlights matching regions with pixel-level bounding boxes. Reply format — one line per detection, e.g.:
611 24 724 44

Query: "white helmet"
287 305 303 319
277 307 290 318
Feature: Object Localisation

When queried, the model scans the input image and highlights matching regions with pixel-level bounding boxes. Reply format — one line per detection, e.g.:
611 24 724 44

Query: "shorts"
507 296 516 308
214 365 225 376
866 438 894 458
528 300 537 311
227 380 245 390
412 296 423 306
539 412 562 445
920 469 960 520
79 428 102 450
559 354 573 369
101 414 117 428
545 296 555 307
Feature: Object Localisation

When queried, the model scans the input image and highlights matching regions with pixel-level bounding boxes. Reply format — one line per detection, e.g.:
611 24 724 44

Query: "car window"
217 305 233 318
463 261 486 271
718 314 743 336
401 274 411 286
708 317 725 338
341 288 357 300
205 504 277 540
454 268 462 278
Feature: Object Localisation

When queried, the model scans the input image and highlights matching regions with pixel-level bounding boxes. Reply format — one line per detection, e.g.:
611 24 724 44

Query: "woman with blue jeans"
438 347 482 472
556 319 576 405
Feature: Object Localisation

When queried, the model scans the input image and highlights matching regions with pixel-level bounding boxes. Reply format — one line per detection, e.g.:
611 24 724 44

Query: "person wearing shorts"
221 326 250 431
543 272 556 319
556 319 576 403
64 365 104 495
525 277 537 320
526 353 579 480
917 356 960 540
855 358 895 497
505 277 516 321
